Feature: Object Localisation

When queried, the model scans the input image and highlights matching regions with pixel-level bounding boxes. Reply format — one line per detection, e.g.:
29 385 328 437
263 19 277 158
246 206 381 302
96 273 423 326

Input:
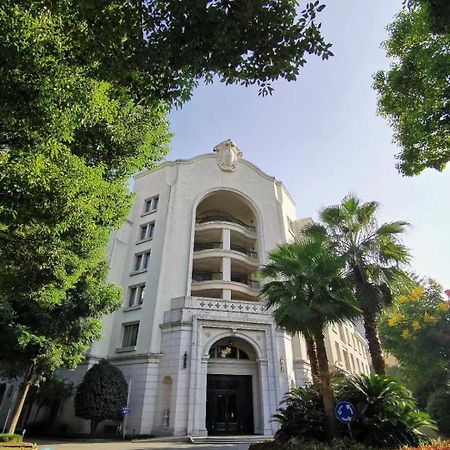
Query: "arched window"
209 343 250 360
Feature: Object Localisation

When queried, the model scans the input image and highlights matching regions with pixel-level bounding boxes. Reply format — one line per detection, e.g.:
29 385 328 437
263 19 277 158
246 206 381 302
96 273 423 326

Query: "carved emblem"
213 139 243 172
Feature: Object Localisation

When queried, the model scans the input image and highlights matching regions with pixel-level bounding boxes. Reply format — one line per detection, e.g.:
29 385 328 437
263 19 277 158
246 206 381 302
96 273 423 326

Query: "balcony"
230 243 257 260
196 215 256 233
194 242 258 262
192 271 222 282
191 271 259 290
230 273 259 289
193 242 222 252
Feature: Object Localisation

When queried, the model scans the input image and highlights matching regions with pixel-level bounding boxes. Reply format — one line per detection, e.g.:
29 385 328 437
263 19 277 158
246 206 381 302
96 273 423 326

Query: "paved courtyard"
33 439 250 450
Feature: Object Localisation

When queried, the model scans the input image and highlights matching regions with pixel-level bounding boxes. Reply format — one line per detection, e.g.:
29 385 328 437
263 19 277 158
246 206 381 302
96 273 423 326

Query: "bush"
427 389 450 436
249 440 279 450
249 438 374 450
0 435 22 443
402 440 450 450
336 374 435 448
74 360 127 434
271 374 435 449
272 385 327 442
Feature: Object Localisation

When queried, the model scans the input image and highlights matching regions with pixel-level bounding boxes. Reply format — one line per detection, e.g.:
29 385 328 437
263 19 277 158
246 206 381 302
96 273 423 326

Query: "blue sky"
168 1 450 289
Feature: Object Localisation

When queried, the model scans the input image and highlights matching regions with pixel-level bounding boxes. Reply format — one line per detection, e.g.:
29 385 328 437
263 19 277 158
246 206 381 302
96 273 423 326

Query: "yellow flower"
409 286 425 300
437 302 449 312
388 313 406 327
401 329 413 340
424 312 438 324
398 295 409 303
412 320 421 331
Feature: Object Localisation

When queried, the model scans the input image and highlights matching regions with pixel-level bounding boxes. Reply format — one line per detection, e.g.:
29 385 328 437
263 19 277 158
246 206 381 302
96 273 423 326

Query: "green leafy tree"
74 360 128 434
261 236 360 437
0 0 333 434
379 280 450 408
374 0 450 176
307 195 410 375
32 376 73 426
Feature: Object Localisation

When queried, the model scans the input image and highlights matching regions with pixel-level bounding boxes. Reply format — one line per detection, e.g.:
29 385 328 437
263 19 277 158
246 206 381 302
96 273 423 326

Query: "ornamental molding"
213 139 242 172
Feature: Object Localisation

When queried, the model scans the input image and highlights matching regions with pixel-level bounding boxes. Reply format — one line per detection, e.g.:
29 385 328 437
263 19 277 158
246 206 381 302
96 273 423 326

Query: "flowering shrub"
402 440 450 449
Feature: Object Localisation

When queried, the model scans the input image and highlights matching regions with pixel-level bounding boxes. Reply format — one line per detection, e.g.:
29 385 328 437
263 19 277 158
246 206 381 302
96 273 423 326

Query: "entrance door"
206 374 254 435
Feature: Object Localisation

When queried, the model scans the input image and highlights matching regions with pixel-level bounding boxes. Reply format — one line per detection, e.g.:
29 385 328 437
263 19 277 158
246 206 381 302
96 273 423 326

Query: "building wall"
1 142 370 436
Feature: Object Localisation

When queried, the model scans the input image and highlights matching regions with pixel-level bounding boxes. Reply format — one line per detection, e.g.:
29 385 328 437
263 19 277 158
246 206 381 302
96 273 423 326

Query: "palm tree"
261 236 360 436
307 195 410 375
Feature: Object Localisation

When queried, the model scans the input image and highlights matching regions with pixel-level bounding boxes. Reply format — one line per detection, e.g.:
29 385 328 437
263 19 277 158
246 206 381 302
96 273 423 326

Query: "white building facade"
0 141 370 436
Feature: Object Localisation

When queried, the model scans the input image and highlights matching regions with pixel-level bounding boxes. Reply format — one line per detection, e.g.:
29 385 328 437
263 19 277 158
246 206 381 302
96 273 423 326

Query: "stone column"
194 356 209 436
257 358 274 435
222 228 230 250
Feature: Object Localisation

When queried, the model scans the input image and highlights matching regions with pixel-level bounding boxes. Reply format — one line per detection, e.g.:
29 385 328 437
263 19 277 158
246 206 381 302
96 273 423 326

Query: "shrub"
337 374 435 448
74 360 128 434
271 374 435 449
0 434 22 443
427 389 450 436
402 439 450 450
249 440 279 450
250 438 374 450
272 385 327 442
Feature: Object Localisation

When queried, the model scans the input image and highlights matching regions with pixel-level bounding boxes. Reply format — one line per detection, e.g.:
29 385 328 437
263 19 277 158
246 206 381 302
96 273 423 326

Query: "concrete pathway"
33 439 250 450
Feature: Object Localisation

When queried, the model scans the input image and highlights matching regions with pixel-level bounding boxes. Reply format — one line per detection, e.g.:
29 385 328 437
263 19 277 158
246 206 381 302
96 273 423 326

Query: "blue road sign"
121 406 131 415
335 400 356 424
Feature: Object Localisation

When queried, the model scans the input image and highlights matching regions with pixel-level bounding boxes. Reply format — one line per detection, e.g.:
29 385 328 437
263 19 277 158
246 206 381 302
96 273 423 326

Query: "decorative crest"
213 139 242 172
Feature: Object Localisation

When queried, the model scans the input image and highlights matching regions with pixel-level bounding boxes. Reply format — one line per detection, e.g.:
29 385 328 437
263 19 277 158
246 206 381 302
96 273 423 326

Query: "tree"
261 237 360 437
1 0 333 433
306 195 411 375
1 263 122 433
374 0 450 176
33 377 73 426
74 360 128 434
379 280 450 408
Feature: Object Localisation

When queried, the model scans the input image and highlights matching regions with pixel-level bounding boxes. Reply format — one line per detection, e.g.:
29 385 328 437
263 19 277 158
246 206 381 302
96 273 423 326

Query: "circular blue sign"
335 401 356 424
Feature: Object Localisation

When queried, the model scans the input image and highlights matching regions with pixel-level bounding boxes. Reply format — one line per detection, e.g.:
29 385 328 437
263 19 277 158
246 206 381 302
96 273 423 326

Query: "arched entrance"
206 337 258 435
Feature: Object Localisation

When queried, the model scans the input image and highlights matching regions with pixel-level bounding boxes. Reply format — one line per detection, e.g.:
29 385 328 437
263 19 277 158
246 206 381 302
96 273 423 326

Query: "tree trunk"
90 418 99 435
304 332 320 385
362 309 386 375
7 364 34 434
314 330 338 437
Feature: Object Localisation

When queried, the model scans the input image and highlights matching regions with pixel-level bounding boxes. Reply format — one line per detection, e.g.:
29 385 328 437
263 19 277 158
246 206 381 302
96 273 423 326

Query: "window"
128 284 145 307
287 218 295 235
334 342 342 363
208 344 250 360
144 195 159 214
122 323 139 347
343 350 351 371
0 383 6 406
338 324 346 343
139 222 155 241
133 251 151 272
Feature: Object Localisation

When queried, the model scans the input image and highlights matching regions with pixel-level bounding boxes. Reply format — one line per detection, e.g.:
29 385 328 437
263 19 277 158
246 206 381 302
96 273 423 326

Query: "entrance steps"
189 435 272 444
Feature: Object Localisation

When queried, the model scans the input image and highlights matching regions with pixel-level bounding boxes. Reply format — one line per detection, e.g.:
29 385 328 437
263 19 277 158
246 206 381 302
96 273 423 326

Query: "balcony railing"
194 242 222 251
191 271 259 289
231 273 260 289
230 243 258 260
193 242 257 260
192 271 222 282
196 215 256 232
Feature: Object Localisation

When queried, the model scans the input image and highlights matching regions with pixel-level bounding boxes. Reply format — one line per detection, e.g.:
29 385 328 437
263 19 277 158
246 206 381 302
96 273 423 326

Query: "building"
0 141 370 436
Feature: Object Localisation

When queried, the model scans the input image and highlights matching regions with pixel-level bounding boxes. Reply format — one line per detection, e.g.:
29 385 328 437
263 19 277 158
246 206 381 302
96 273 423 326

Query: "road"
33 439 250 450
